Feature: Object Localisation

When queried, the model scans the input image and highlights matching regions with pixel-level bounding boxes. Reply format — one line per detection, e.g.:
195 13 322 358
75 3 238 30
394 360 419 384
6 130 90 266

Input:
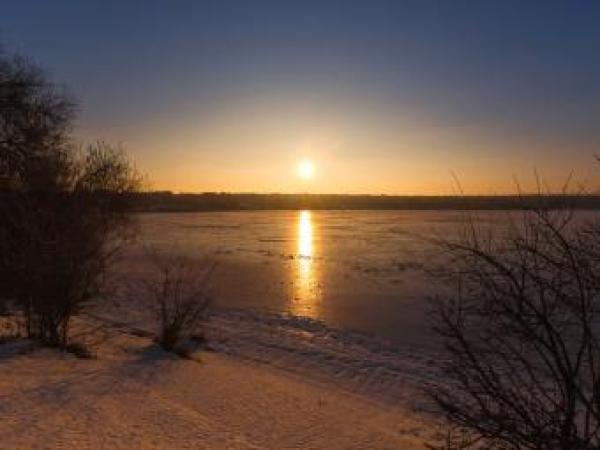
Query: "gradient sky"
2 1 600 194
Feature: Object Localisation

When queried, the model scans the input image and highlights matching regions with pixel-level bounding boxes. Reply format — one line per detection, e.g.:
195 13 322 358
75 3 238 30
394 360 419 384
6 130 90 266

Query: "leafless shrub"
142 252 213 352
0 52 140 348
427 202 600 449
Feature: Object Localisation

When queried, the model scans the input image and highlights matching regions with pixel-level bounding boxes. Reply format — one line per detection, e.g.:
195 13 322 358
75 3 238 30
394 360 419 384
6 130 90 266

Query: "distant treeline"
125 192 600 212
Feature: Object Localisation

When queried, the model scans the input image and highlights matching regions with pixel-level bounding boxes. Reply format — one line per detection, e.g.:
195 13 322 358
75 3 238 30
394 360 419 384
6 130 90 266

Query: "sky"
2 0 600 194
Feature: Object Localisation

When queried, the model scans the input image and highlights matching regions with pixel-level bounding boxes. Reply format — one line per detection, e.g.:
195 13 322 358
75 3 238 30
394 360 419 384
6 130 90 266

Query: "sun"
297 160 314 179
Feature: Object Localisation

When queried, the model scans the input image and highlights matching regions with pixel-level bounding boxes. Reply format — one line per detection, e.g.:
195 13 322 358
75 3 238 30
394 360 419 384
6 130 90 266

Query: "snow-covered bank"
205 308 441 410
89 304 443 409
0 309 440 448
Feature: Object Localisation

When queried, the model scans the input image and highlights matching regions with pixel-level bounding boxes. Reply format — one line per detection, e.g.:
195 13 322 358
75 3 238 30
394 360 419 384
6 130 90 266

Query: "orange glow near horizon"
87 94 600 196
14 2 598 197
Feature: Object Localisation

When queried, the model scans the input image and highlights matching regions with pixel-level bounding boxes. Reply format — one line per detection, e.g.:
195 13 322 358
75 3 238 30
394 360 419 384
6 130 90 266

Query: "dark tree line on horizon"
119 191 600 213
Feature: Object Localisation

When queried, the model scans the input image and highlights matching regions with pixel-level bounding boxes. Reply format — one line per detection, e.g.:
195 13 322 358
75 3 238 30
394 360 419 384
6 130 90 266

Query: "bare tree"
428 204 600 449
142 252 213 352
0 52 140 347
0 53 74 188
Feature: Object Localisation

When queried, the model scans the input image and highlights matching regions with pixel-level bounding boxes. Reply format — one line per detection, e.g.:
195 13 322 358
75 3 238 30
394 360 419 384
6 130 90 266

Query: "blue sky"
3 1 600 193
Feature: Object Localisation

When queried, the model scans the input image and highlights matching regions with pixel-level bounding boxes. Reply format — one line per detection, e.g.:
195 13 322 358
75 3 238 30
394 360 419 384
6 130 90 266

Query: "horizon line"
142 191 600 197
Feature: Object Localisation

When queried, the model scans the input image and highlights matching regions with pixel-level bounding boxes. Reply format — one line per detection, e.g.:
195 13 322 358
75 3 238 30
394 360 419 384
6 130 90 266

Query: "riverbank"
0 310 438 449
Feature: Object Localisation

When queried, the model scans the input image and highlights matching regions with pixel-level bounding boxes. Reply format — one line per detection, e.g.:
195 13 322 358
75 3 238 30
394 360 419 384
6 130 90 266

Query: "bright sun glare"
297 160 314 179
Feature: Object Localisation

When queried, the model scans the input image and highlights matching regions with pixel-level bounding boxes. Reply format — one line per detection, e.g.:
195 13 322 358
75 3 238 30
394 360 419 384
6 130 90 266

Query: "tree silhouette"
1 52 140 347
429 206 600 449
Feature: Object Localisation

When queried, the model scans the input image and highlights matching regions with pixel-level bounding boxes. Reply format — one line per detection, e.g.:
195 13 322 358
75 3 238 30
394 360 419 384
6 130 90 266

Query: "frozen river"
126 210 542 346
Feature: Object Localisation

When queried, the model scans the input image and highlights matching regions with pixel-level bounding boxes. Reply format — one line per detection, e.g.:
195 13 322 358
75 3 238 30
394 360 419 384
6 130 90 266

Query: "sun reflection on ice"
292 210 320 317
298 210 313 259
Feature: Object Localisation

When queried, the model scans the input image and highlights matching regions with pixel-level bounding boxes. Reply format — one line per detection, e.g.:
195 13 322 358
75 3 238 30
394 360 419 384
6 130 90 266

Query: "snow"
0 309 440 449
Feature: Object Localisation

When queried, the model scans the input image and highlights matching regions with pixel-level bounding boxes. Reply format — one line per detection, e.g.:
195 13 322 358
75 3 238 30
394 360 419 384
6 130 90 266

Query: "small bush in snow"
143 253 213 352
